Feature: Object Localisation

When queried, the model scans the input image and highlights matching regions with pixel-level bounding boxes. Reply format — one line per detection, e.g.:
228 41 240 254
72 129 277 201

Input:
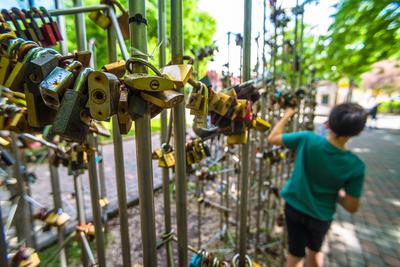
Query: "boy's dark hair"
328 103 367 137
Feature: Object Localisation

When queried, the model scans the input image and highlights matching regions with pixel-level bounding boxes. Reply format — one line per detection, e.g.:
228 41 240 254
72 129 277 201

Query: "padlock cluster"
0 7 63 47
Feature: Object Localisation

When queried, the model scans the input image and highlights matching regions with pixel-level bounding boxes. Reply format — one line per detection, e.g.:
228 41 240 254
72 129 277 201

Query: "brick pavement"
323 128 400 267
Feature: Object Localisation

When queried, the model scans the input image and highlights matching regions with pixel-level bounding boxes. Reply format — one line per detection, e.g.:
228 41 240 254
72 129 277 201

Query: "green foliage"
62 0 216 73
378 100 400 114
321 0 400 81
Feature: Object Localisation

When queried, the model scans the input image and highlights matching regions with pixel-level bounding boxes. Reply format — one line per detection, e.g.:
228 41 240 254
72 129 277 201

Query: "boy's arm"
267 108 297 145
338 189 360 213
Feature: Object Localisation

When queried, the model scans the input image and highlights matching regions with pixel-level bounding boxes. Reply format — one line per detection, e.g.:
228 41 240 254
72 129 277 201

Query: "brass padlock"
160 64 193 89
251 117 271 132
99 197 109 208
12 247 40 267
45 209 70 227
231 99 247 120
101 60 126 78
227 131 247 145
140 90 184 109
76 223 96 239
39 60 83 109
88 71 119 121
117 85 132 134
124 57 176 92
89 10 111 29
7 107 27 132
186 82 204 111
158 144 175 168
213 91 234 116
52 68 93 143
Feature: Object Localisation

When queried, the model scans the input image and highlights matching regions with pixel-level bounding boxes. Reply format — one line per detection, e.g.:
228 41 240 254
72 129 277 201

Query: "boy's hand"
283 107 297 118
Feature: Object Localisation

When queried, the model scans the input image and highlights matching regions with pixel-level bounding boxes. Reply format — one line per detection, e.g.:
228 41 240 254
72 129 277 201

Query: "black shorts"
284 203 332 257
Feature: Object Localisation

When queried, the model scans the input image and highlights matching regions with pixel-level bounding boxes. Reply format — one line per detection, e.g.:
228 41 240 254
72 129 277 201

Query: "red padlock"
31 7 57 47
40 7 63 41
244 100 253 122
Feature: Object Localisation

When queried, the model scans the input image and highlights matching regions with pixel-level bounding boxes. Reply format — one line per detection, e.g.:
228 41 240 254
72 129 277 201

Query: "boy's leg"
284 204 307 267
306 248 324 267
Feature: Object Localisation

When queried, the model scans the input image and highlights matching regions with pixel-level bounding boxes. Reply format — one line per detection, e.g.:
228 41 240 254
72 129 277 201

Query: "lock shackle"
1 10 24 36
125 57 162 76
167 55 194 65
39 7 56 24
161 143 172 153
21 47 41 63
31 7 47 25
10 8 30 29
7 37 25 58
72 67 94 93
17 40 39 60
0 32 16 42
231 254 253 267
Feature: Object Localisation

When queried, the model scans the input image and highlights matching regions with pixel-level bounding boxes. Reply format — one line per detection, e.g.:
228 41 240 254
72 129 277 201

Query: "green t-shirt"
281 131 365 221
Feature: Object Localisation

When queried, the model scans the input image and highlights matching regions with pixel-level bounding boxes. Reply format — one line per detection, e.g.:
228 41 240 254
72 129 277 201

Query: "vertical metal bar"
55 0 68 54
107 8 129 60
298 9 305 88
107 21 132 267
49 150 67 267
128 1 158 266
10 133 32 247
158 0 174 264
73 0 87 51
0 206 8 267
73 174 89 267
238 0 252 265
170 0 188 265
94 136 108 233
291 0 299 91
87 134 107 267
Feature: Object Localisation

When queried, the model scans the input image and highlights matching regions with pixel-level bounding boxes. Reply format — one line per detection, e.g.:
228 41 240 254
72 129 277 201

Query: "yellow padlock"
252 117 271 132
160 64 193 89
227 131 247 145
141 90 184 109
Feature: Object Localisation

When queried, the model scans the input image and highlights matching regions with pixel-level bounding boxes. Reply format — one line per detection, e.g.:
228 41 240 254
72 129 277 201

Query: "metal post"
291 0 299 91
298 9 305 88
87 134 107 267
10 133 32 247
128 0 158 265
107 20 132 267
94 136 108 232
158 0 174 264
55 0 68 54
170 0 188 264
48 150 67 267
0 206 8 267
73 174 88 267
73 0 87 51
238 0 252 265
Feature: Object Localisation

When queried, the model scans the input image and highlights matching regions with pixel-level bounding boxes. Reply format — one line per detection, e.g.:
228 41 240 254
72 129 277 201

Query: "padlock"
11 8 40 44
160 63 193 89
140 90 184 109
74 51 92 67
1 9 27 39
128 91 146 120
31 7 57 47
208 90 220 112
12 247 40 267
157 144 175 168
231 99 247 120
45 209 70 227
39 60 83 109
52 68 93 143
5 44 41 92
88 71 119 121
117 85 132 134
99 197 109 208
101 60 126 78
251 117 271 132
227 131 247 145
89 10 111 29
25 49 60 127
22 9 45 43
0 13 13 33
7 107 27 132
76 223 95 239
212 92 234 116
40 7 63 41
124 57 176 92
186 82 204 111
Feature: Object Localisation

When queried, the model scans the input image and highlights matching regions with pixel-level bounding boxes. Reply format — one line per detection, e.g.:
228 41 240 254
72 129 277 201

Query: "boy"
267 103 367 267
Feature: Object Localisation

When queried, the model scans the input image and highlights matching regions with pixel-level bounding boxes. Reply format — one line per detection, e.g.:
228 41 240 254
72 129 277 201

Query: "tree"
321 0 400 82
62 0 216 73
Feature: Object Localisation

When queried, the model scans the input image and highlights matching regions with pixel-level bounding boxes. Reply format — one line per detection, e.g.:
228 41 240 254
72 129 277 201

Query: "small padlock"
99 197 109 208
227 131 247 145
160 63 193 89
251 117 271 132
89 10 111 29
1 9 27 39
11 8 40 44
22 9 45 43
52 68 93 143
12 247 40 267
117 85 132 134
124 57 176 92
39 60 83 109
212 92 234 116
31 7 57 47
76 223 96 240
101 60 126 78
88 71 119 121
159 144 175 168
40 7 63 41
231 99 247 120
140 90 184 109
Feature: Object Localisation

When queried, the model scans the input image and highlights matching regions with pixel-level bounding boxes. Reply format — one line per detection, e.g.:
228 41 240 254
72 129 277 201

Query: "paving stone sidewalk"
323 128 400 267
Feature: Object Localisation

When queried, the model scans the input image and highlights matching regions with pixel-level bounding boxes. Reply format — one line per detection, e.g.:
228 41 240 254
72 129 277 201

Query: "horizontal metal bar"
49 5 109 16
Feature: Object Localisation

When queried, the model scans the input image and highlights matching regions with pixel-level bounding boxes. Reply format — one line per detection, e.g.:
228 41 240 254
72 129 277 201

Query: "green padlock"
89 10 111 29
52 68 93 143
